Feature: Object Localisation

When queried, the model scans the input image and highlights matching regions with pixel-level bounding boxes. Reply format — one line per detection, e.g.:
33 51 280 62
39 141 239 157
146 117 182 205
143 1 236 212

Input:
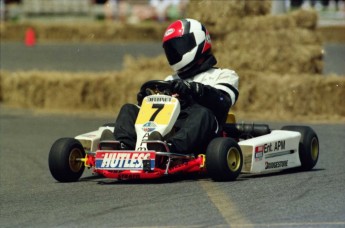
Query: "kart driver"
107 18 239 154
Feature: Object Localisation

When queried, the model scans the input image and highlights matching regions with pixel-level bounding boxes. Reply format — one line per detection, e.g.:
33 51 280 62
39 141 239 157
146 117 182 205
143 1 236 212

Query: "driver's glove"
137 90 146 106
171 79 204 98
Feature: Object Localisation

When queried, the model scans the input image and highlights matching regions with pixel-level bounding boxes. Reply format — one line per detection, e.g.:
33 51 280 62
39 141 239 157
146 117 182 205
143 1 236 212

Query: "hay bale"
187 0 271 20
219 28 321 49
290 9 318 30
185 4 322 75
318 26 345 43
37 22 166 42
122 54 170 76
209 10 323 74
0 22 167 42
237 14 296 31
216 42 323 74
0 72 3 101
233 71 345 121
186 0 246 22
1 69 344 121
186 1 318 34
243 0 272 16
186 0 271 35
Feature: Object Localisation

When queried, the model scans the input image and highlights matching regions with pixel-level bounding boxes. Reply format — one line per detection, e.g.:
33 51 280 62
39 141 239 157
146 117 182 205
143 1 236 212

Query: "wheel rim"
227 147 241 172
311 137 319 161
69 148 84 173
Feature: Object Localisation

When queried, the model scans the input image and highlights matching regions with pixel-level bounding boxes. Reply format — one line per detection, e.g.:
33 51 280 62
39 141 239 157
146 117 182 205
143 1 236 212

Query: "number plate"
95 151 156 170
136 95 178 125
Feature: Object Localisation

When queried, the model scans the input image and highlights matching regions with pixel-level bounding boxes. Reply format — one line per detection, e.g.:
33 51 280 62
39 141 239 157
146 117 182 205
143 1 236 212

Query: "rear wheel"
281 126 319 171
206 138 243 181
48 138 85 182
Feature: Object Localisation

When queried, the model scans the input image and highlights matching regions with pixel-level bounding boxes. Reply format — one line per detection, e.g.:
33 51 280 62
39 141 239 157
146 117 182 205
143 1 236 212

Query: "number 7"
149 104 164 121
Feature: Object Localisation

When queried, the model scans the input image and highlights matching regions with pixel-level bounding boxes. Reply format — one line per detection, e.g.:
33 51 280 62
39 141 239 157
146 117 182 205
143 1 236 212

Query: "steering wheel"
139 80 192 108
140 80 173 96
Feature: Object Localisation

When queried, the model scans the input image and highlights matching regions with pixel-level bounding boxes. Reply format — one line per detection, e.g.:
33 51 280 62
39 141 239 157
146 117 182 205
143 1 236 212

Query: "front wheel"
48 138 85 182
206 138 243 181
281 125 319 171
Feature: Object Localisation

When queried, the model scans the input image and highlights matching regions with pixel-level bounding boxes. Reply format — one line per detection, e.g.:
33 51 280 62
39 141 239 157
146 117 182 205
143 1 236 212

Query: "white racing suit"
114 67 239 154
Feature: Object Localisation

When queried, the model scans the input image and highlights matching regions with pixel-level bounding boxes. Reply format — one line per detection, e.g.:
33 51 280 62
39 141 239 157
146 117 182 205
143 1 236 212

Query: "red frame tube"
85 153 205 180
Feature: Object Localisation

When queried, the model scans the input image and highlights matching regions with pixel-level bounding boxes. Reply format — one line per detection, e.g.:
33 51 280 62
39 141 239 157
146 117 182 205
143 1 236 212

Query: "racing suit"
113 67 239 154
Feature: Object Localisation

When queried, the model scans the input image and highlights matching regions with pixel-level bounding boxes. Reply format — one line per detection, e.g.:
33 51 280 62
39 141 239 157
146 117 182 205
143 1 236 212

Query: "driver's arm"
170 69 239 122
191 84 234 122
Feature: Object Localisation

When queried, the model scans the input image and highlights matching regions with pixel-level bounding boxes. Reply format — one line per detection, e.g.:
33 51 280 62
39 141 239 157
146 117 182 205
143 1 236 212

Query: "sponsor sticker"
265 160 288 169
142 121 157 132
255 145 264 160
95 152 155 170
147 96 172 103
264 140 286 153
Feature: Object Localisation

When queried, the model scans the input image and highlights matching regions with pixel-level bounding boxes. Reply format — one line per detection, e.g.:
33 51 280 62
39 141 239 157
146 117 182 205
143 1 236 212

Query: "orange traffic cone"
25 27 36 47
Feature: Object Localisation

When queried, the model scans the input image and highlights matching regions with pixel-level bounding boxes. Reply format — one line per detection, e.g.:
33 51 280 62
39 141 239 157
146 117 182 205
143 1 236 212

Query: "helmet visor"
163 33 196 65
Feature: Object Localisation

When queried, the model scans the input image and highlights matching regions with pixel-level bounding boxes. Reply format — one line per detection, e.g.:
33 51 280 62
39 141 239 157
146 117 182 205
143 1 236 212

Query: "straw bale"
233 71 345 120
185 0 271 35
186 0 246 22
290 9 318 30
0 22 167 42
122 54 170 76
38 23 165 42
185 2 317 34
188 9 321 76
243 0 272 16
237 14 296 31
207 10 318 38
0 73 3 101
318 26 345 43
220 28 321 49
186 0 271 20
228 9 318 31
1 70 344 121
216 41 323 74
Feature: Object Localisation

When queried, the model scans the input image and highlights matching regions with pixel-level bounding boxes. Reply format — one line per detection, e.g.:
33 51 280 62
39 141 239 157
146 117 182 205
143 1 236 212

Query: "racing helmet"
162 18 213 78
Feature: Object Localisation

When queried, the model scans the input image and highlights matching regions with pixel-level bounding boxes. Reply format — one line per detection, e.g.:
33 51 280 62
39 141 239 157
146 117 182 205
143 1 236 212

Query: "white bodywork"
75 126 114 152
239 130 301 173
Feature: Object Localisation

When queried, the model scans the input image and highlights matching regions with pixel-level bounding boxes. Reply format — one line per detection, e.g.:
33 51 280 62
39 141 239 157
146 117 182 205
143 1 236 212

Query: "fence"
22 0 91 15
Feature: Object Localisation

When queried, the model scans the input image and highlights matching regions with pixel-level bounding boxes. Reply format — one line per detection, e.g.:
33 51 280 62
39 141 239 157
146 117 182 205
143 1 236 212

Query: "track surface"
1 42 345 75
0 42 163 72
1 108 345 227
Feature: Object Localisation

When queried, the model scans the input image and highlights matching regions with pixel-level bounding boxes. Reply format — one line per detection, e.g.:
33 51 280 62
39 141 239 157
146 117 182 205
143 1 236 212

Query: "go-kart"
48 80 319 182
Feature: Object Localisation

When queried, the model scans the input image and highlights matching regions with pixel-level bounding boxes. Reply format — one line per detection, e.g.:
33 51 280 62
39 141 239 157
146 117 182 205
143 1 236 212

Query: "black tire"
206 137 243 181
281 125 319 171
48 138 85 182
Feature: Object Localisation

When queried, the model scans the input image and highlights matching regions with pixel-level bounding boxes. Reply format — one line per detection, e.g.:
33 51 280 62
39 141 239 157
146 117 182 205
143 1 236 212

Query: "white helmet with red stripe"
162 18 213 78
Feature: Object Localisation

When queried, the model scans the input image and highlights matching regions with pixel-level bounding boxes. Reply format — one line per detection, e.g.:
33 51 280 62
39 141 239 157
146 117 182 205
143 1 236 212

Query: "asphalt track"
0 42 164 72
1 42 344 75
1 107 345 228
